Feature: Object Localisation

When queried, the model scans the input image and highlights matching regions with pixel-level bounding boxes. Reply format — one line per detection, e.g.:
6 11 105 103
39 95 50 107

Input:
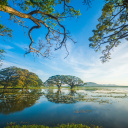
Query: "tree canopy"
0 0 127 62
0 66 43 88
89 0 128 62
0 0 84 58
64 75 84 89
45 75 84 89
45 75 66 88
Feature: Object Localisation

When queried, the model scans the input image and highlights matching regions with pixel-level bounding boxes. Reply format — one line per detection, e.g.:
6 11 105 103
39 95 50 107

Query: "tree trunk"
71 85 73 89
22 88 24 91
57 84 61 89
70 83 74 89
4 85 7 89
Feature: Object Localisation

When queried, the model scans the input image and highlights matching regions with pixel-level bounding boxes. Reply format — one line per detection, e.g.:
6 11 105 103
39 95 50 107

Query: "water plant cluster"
4 124 102 128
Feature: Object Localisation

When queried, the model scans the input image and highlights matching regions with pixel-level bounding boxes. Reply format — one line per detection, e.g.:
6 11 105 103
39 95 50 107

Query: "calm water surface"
0 87 128 128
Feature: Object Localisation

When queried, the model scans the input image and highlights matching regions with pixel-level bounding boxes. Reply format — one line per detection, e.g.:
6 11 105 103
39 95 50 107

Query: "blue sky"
0 0 128 85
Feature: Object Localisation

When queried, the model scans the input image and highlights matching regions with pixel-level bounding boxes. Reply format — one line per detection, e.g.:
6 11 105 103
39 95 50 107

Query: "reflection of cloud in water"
112 100 128 111
48 104 64 110
41 89 47 93
74 101 104 110
36 96 48 104
76 90 87 94
94 88 128 94
74 102 94 109
53 89 58 93
28 89 32 92
61 88 70 94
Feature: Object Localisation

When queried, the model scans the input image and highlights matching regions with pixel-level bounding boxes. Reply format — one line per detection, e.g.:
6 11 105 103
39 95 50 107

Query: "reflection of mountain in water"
0 89 43 114
45 89 85 104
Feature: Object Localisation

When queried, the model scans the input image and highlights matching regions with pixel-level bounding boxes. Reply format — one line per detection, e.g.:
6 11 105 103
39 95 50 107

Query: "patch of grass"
0 86 4 88
0 86 47 89
4 124 102 128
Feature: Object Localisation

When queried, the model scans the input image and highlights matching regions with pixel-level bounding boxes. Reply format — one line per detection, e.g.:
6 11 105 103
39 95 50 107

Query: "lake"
0 87 128 128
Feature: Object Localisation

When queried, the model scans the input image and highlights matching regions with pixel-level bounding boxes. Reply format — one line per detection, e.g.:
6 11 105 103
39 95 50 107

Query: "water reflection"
0 87 128 128
0 88 114 115
0 88 87 114
0 89 43 114
45 89 86 104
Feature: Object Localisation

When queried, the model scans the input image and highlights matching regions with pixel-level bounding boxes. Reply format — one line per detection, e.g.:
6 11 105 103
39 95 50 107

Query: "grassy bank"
1 85 128 90
0 86 98 90
0 86 47 89
4 124 102 128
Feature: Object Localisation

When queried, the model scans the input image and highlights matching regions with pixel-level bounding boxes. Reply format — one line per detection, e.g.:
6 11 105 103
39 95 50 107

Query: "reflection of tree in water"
0 89 43 114
45 89 85 104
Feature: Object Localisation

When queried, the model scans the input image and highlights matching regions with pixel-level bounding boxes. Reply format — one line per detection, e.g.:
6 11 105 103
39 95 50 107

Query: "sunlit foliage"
89 0 128 62
0 66 43 88
0 0 127 62
45 75 84 89
0 0 82 58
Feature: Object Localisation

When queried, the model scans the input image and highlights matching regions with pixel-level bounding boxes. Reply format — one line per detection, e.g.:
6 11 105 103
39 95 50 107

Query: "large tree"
64 75 84 89
0 66 43 88
45 75 84 89
89 0 128 62
45 75 65 88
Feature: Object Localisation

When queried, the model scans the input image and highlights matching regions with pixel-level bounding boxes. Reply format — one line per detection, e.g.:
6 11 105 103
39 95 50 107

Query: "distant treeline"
0 66 86 89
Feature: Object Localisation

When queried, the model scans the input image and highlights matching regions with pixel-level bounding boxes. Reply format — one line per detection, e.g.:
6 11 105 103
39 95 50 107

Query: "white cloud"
1 60 49 82
1 38 128 85
59 40 128 86
14 42 28 50
39 60 63 72
0 44 13 50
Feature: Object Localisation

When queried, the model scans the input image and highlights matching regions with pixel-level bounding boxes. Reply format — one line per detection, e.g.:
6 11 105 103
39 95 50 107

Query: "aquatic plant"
4 124 102 128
